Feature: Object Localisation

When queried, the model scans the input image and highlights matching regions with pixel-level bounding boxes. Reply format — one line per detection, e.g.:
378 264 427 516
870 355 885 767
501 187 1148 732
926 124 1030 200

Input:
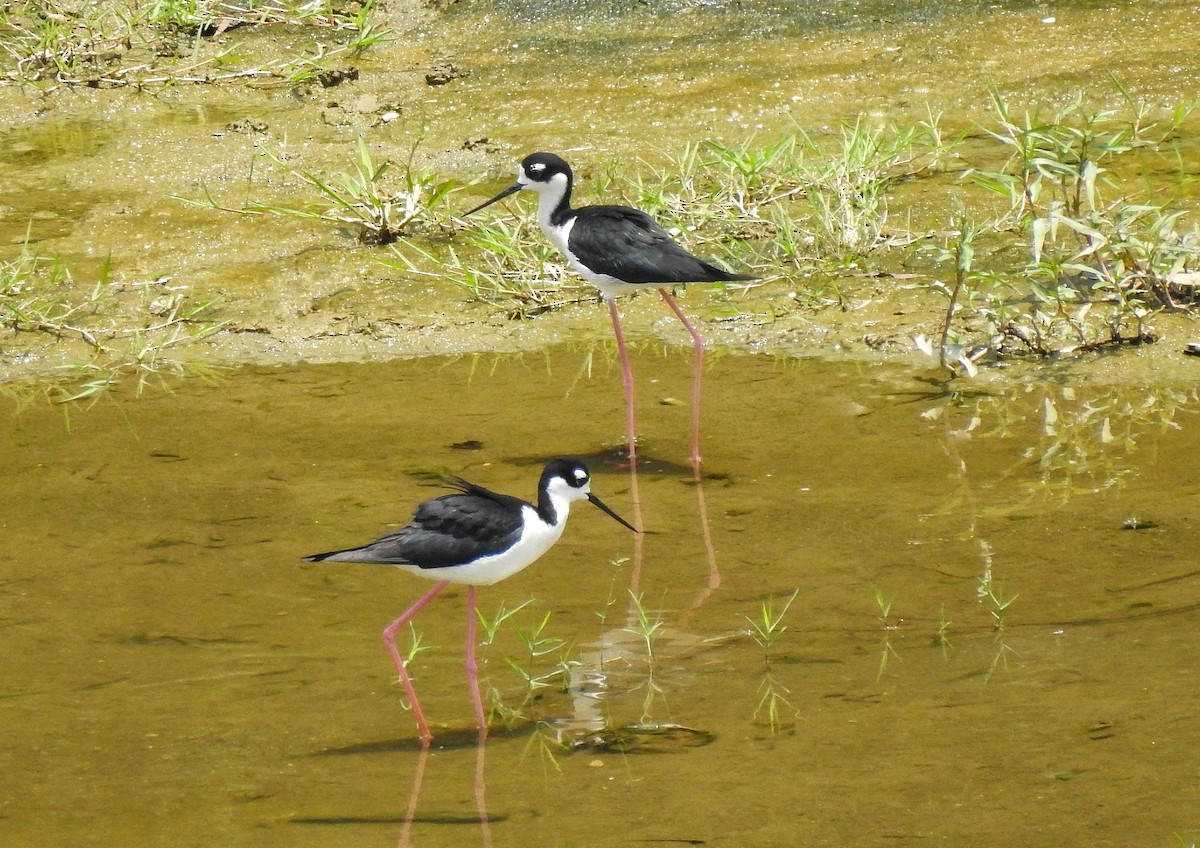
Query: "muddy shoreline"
3 0 1200 390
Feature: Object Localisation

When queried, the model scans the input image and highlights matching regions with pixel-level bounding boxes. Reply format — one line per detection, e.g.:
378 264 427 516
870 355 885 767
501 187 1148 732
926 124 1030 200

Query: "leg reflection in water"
397 730 493 848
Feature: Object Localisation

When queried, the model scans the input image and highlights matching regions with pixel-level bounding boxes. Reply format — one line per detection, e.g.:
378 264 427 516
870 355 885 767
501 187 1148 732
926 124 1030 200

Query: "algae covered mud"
2 0 1200 392
2 349 1200 846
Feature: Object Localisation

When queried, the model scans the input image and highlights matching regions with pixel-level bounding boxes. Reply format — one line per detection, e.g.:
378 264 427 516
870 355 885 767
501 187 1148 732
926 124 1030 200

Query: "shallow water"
3 347 1199 846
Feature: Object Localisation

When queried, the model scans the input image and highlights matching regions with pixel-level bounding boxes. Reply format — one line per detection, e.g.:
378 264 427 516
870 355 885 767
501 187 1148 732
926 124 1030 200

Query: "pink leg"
464 585 487 732
381 580 449 742
608 298 638 468
659 289 705 470
608 298 645 587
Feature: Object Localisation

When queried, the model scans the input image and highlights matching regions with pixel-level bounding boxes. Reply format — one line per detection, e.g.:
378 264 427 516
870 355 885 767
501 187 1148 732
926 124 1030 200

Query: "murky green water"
4 0 1200 844
3 347 1199 846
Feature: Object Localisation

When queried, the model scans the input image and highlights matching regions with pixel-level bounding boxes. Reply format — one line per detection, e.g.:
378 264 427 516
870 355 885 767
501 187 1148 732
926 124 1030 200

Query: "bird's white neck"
534 190 561 237
531 173 572 251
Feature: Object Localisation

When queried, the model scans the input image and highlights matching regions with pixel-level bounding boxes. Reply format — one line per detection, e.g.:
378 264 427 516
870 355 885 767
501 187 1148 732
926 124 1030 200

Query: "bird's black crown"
521 152 571 184
542 457 590 489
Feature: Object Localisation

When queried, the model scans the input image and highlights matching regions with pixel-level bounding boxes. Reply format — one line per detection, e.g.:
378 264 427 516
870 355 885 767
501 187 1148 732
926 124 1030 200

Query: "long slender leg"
464 585 487 732
608 298 638 469
659 289 705 470
608 298 645 590
381 580 449 741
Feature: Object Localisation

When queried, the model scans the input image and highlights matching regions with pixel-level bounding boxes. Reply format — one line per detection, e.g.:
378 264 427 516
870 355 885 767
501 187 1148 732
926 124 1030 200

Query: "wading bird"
304 457 636 741
465 152 754 472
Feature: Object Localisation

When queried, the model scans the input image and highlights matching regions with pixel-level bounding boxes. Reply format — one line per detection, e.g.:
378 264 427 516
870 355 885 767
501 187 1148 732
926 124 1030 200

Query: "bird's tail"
303 547 377 563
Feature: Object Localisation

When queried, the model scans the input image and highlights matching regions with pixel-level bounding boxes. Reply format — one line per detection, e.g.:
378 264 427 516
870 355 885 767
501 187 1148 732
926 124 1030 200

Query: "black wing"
569 206 755 284
304 479 526 570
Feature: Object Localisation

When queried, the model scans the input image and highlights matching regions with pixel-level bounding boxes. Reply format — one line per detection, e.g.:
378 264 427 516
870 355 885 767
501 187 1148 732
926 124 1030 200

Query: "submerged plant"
752 672 799 735
745 590 801 734
871 583 897 631
745 589 799 659
935 605 952 650
624 591 668 727
477 599 579 726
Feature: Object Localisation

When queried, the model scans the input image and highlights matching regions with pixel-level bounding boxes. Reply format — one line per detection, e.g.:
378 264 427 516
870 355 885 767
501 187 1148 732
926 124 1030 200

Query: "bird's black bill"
587 493 639 533
463 182 522 216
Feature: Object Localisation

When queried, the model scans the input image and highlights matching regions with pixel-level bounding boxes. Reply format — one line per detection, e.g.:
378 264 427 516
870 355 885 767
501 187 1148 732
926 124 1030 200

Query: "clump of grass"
0 246 226 403
624 589 664 660
2 0 394 89
974 538 1018 632
0 249 95 345
392 622 434 711
977 575 1017 631
505 607 576 693
781 116 952 268
871 583 898 631
628 117 957 270
927 80 1200 372
476 598 524 723
387 217 582 318
866 583 903 680
745 588 799 659
179 136 457 245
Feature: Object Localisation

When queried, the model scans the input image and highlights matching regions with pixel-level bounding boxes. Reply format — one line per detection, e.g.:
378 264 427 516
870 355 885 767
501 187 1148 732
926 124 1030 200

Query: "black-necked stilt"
304 457 636 741
465 152 754 471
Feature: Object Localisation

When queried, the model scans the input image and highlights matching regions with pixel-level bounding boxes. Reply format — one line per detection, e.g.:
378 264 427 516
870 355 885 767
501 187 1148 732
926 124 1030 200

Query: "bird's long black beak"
587 493 639 533
463 181 523 216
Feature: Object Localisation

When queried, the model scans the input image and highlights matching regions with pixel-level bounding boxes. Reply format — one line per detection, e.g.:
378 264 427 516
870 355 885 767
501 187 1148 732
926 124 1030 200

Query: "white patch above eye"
573 468 587 481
